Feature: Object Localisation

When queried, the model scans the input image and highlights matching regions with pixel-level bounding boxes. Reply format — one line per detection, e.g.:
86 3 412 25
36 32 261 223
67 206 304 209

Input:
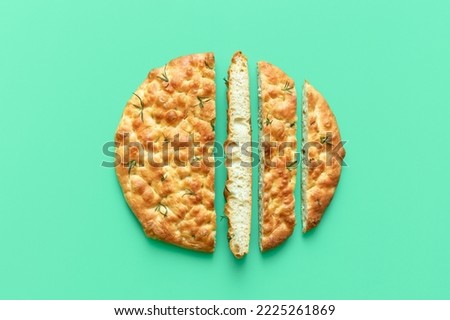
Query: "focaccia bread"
301 81 345 233
257 61 297 252
115 53 216 252
224 51 252 258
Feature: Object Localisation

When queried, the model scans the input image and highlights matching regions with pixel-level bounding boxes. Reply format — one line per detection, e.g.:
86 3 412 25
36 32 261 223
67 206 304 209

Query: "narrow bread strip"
258 61 297 252
115 53 216 252
224 51 252 258
301 81 345 233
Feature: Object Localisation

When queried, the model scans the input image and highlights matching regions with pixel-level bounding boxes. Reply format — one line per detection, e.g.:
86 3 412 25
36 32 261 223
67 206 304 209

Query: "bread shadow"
231 253 247 266
259 238 293 259
302 226 318 240
144 237 214 260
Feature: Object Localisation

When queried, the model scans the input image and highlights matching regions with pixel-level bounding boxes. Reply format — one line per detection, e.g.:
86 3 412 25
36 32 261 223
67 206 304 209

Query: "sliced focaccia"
224 51 252 258
301 81 345 233
257 61 297 252
115 53 216 252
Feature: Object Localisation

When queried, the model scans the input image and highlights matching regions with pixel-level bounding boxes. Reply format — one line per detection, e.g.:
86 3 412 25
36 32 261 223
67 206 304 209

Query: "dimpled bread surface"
301 81 345 233
115 53 216 252
258 61 297 252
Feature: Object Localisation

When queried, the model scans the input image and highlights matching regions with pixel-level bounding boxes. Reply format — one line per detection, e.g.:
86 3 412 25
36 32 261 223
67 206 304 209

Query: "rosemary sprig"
290 121 296 127
131 93 144 122
182 188 196 197
155 203 168 216
320 134 332 145
286 160 298 171
264 117 272 126
195 96 211 108
127 159 137 175
190 155 202 164
223 77 229 87
204 60 213 70
282 81 294 94
157 65 169 87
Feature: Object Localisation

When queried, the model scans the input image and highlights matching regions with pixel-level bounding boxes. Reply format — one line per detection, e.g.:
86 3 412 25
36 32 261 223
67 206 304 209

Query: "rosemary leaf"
320 134 332 145
155 203 168 216
190 155 202 164
157 65 169 82
131 93 144 122
282 81 294 94
196 96 211 108
182 188 196 197
204 60 213 69
286 160 298 171
127 160 137 175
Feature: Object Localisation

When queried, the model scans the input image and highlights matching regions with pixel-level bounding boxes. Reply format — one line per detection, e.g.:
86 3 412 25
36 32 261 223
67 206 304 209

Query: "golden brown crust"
302 81 345 233
258 61 297 252
224 51 252 258
115 53 216 252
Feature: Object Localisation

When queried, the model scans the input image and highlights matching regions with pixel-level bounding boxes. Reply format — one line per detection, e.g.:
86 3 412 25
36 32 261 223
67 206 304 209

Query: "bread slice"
301 81 345 232
257 61 297 252
224 51 252 258
115 53 216 252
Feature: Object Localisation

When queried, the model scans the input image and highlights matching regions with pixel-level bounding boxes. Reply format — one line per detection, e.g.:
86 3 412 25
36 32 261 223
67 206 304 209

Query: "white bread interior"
225 52 252 258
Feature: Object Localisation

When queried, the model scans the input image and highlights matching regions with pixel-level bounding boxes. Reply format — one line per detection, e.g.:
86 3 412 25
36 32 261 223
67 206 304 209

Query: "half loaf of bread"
115 53 216 252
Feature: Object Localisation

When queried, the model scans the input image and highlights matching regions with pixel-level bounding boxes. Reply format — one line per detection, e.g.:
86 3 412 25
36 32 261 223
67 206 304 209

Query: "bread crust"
115 53 216 252
302 81 345 233
258 61 297 252
224 51 252 258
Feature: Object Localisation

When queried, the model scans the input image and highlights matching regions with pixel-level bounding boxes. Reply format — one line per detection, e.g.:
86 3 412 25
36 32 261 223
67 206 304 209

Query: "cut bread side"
301 81 345 233
257 61 297 252
224 51 252 258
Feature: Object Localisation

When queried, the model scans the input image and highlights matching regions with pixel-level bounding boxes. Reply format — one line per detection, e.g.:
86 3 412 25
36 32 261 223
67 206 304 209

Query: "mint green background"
1 0 449 299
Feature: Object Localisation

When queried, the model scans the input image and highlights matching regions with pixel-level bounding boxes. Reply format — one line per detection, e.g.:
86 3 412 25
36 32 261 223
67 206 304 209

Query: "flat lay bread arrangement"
115 51 345 257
